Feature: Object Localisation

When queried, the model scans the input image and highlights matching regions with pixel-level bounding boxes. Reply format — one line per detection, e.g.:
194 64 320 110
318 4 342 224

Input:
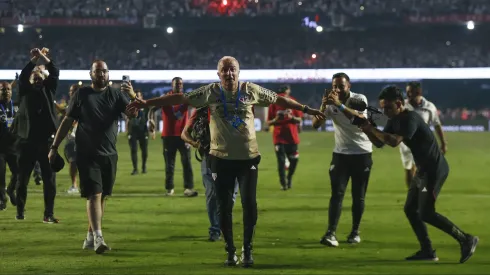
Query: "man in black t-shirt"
49 60 137 254
358 86 478 263
126 89 149 175
0 81 18 210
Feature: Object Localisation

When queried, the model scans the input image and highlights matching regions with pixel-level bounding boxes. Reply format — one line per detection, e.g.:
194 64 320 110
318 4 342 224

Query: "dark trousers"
16 139 56 217
274 143 299 188
328 153 372 234
404 162 467 251
162 136 194 190
129 135 148 171
0 153 18 201
201 154 239 235
208 155 261 253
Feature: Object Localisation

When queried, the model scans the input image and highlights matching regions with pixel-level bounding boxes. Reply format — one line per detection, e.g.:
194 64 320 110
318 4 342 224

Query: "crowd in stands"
2 27 489 70
3 0 489 18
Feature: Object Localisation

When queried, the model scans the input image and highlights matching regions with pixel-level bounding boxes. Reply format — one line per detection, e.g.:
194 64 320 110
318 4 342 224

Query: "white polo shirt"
323 92 373 155
405 97 441 126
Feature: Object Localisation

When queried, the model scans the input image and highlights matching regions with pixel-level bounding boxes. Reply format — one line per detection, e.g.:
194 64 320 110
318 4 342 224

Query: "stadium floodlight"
311 53 317 59
316 26 323 33
17 24 24 33
466 21 475 30
166 27 174 34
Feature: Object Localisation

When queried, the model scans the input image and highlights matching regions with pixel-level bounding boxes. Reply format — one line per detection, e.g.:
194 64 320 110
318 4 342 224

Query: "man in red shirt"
267 85 303 190
149 77 197 197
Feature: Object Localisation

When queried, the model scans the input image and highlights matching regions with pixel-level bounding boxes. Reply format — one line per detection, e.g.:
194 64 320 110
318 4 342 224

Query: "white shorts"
399 142 415 170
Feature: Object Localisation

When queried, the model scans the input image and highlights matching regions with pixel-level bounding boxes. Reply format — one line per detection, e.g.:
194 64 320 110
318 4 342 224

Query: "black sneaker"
6 188 16 206
0 199 6 211
16 214 25 220
43 216 60 224
405 250 439 261
460 235 479 263
224 252 239 266
347 231 361 244
142 167 147 174
224 245 239 266
320 231 339 247
131 169 138 175
287 179 292 189
241 246 254 268
35 177 42 185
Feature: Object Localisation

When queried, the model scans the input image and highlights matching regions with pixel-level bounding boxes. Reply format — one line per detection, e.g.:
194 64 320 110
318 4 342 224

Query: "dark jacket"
12 61 59 141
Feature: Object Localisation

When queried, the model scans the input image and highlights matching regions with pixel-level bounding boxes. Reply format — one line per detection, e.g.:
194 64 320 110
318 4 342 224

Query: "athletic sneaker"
241 246 254 268
94 236 110 254
43 216 60 224
347 232 361 244
460 234 479 263
320 232 339 247
83 238 95 250
405 250 439 261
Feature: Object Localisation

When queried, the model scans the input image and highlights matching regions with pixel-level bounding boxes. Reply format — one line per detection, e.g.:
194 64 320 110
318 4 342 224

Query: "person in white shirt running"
400 82 447 188
313 72 373 247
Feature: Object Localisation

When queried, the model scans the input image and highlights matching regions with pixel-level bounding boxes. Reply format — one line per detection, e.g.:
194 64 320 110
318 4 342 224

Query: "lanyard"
219 82 241 118
0 100 14 117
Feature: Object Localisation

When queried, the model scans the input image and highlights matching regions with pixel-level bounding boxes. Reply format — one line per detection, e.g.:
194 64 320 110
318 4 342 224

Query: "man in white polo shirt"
313 72 373 247
400 82 447 188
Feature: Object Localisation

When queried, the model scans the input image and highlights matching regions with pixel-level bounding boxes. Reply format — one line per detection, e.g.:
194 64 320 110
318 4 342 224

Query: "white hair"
217 56 239 71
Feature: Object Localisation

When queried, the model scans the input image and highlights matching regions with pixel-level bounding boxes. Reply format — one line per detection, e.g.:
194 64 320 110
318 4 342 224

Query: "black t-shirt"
129 108 149 136
384 110 447 174
67 86 129 156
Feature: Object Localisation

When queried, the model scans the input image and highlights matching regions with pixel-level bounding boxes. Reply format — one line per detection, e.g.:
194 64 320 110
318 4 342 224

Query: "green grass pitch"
0 132 489 274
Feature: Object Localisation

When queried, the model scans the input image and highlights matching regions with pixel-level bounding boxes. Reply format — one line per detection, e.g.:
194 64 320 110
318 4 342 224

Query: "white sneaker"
183 189 198 197
347 233 361 244
94 236 110 254
67 187 80 194
83 238 94 250
166 189 175 196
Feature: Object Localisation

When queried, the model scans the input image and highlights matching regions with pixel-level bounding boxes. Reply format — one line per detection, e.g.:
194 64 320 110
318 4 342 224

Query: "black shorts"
77 154 118 198
64 140 77 163
274 144 299 158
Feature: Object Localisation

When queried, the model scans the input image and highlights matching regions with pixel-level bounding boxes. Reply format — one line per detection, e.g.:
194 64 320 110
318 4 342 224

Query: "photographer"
12 48 60 223
181 107 239 242
0 81 18 210
358 86 478 263
267 85 302 190
312 72 373 247
127 56 324 267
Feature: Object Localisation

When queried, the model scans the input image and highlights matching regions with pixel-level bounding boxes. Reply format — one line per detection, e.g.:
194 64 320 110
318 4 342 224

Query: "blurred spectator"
1 27 488 70
3 0 489 18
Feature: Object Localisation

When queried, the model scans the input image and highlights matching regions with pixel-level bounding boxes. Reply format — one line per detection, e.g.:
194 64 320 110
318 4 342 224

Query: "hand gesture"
305 107 326 120
327 91 341 107
121 81 137 100
126 100 147 114
30 48 41 58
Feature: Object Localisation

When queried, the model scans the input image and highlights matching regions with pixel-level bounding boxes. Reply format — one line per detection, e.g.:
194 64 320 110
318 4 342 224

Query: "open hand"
126 100 147 114
306 107 326 120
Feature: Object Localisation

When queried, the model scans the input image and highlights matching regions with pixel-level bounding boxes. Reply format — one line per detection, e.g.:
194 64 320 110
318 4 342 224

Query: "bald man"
49 60 138 254
127 56 325 267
